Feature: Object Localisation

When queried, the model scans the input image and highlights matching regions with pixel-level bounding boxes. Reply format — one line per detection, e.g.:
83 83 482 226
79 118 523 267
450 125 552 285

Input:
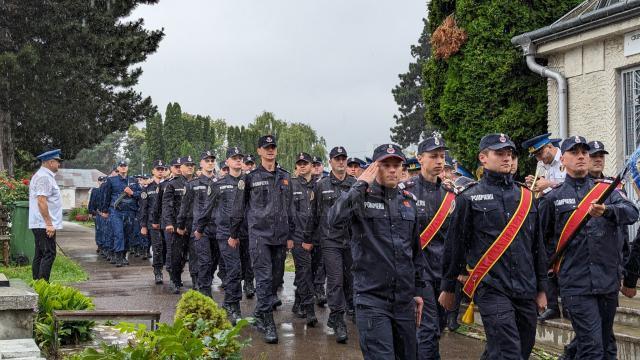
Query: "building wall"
545 34 640 175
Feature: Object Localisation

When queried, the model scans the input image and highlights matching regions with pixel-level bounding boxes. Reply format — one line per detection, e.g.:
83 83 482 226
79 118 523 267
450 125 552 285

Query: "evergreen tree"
163 102 184 160
145 112 164 164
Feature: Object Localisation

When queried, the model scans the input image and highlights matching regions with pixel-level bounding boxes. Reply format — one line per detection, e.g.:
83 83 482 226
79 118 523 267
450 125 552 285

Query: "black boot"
263 312 278 344
346 304 356 324
253 311 266 333
191 275 198 290
447 311 460 332
292 292 304 318
121 252 129 266
199 286 212 298
315 287 327 307
305 304 317 327
224 302 242 326
115 252 124 267
170 281 181 294
109 251 117 264
272 296 282 310
243 281 255 299
330 313 348 344
154 269 164 285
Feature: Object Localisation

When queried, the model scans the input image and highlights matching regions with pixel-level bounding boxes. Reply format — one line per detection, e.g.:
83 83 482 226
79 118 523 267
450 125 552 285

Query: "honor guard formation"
84 131 640 360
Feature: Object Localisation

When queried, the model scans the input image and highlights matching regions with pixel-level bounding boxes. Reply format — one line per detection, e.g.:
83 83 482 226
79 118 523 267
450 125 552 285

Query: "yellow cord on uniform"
462 301 475 325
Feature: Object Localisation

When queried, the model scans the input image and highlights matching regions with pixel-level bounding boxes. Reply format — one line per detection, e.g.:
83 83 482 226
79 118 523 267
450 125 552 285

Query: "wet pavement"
57 221 486 359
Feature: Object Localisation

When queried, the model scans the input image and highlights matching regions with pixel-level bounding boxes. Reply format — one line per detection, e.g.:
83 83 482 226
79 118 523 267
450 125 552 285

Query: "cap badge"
299 154 304 160
575 136 581 143
386 144 395 154
338 147 343 153
187 156 192 162
266 136 273 143
594 142 600 149
434 137 440 146
499 134 506 143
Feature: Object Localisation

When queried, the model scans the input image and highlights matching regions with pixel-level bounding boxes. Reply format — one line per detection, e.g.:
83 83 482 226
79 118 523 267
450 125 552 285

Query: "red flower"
21 179 29 185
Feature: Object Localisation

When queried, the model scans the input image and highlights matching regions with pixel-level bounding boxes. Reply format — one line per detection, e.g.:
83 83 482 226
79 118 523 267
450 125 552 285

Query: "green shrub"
175 290 231 331
32 279 95 354
68 207 90 221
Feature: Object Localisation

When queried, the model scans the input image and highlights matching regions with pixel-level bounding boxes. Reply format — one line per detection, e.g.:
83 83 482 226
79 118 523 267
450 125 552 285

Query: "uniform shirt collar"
418 174 441 190
40 166 55 178
543 148 562 169
482 169 513 187
564 174 589 186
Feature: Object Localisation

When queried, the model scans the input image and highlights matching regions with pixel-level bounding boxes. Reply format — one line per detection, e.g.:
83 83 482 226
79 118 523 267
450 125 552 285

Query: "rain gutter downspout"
520 41 568 138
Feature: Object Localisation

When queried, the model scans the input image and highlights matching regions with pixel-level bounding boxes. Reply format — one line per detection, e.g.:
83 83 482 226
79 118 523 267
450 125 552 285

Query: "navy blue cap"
200 150 216 160
347 157 366 167
219 161 229 169
117 160 128 167
418 136 447 153
226 146 244 159
479 133 516 152
244 154 255 164
521 133 553 155
588 141 609 155
153 160 167 169
170 158 181 166
329 146 347 159
258 134 277 148
560 136 590 154
311 156 323 165
179 155 195 165
295 152 312 164
406 157 421 171
372 143 406 162
36 149 63 162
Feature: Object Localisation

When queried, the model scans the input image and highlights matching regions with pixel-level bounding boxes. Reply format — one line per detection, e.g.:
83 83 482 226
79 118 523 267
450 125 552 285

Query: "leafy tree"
390 18 432 147
0 0 164 175
145 112 164 164
423 0 582 171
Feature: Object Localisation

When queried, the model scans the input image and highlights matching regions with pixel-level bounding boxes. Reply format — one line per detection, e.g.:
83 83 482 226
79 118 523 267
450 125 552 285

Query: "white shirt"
29 167 63 229
538 148 566 193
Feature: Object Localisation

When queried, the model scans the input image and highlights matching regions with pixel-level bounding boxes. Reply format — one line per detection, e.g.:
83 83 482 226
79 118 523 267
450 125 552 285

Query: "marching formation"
85 131 640 360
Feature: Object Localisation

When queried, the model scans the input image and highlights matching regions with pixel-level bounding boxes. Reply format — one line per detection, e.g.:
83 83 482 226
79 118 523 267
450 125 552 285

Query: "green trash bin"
10 201 35 263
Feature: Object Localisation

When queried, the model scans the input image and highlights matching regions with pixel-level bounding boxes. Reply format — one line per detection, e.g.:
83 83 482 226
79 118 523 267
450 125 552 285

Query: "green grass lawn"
0 251 88 284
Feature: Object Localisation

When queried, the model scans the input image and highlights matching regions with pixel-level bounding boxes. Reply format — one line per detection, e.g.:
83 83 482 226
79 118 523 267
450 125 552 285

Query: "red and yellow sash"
462 188 533 298
550 182 609 274
420 191 456 249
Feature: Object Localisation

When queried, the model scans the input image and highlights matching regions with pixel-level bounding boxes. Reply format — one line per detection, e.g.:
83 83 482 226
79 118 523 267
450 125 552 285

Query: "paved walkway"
57 221 486 359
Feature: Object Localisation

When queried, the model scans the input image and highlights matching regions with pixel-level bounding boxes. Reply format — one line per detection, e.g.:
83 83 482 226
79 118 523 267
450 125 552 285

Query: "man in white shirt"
28 149 63 281
523 133 565 195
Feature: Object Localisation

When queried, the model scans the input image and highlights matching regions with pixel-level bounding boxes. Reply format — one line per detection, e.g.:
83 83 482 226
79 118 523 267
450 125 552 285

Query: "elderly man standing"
28 149 64 282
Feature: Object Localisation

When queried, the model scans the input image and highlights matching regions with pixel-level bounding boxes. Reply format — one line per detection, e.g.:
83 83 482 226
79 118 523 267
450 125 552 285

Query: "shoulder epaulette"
456 181 477 195
594 177 614 184
398 180 416 190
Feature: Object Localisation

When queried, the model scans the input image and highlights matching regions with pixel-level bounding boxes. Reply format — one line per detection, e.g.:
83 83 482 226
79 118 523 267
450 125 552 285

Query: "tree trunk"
0 108 15 176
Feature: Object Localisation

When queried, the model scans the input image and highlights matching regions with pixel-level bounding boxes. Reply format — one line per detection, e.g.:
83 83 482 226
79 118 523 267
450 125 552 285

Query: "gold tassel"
462 301 475 325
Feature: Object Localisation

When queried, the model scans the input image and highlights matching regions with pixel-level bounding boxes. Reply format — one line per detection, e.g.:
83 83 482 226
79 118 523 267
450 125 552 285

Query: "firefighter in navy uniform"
177 152 217 291
195 147 245 324
139 160 168 284
229 134 294 344
304 146 356 343
439 133 548 360
162 156 196 293
289 152 319 326
327 143 427 360
240 155 256 298
310 155 327 307
399 136 453 360
539 136 638 359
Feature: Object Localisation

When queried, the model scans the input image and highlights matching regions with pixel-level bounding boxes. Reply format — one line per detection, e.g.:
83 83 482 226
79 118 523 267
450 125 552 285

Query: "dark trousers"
356 302 417 360
275 245 286 289
166 230 189 285
292 243 314 306
94 216 103 248
218 237 242 304
323 246 353 315
195 229 216 290
148 227 164 271
474 285 537 360
239 236 253 283
547 276 560 311
417 280 445 360
110 209 135 253
311 244 326 291
249 240 285 314
562 292 618 360
32 228 57 281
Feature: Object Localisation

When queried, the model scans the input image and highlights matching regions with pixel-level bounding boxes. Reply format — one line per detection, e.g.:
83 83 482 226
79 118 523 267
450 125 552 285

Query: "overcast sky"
130 0 426 158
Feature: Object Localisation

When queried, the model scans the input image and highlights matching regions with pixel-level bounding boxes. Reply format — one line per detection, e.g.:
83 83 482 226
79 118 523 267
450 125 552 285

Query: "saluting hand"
357 161 378 185
588 201 606 218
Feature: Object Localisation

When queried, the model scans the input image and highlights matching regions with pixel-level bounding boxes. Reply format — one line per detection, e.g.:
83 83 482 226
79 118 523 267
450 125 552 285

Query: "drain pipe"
520 41 568 138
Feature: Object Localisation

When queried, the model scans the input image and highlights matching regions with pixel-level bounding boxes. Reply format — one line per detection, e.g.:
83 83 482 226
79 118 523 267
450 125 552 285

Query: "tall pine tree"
390 18 432 147
0 0 163 175
145 112 164 164
163 102 184 160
